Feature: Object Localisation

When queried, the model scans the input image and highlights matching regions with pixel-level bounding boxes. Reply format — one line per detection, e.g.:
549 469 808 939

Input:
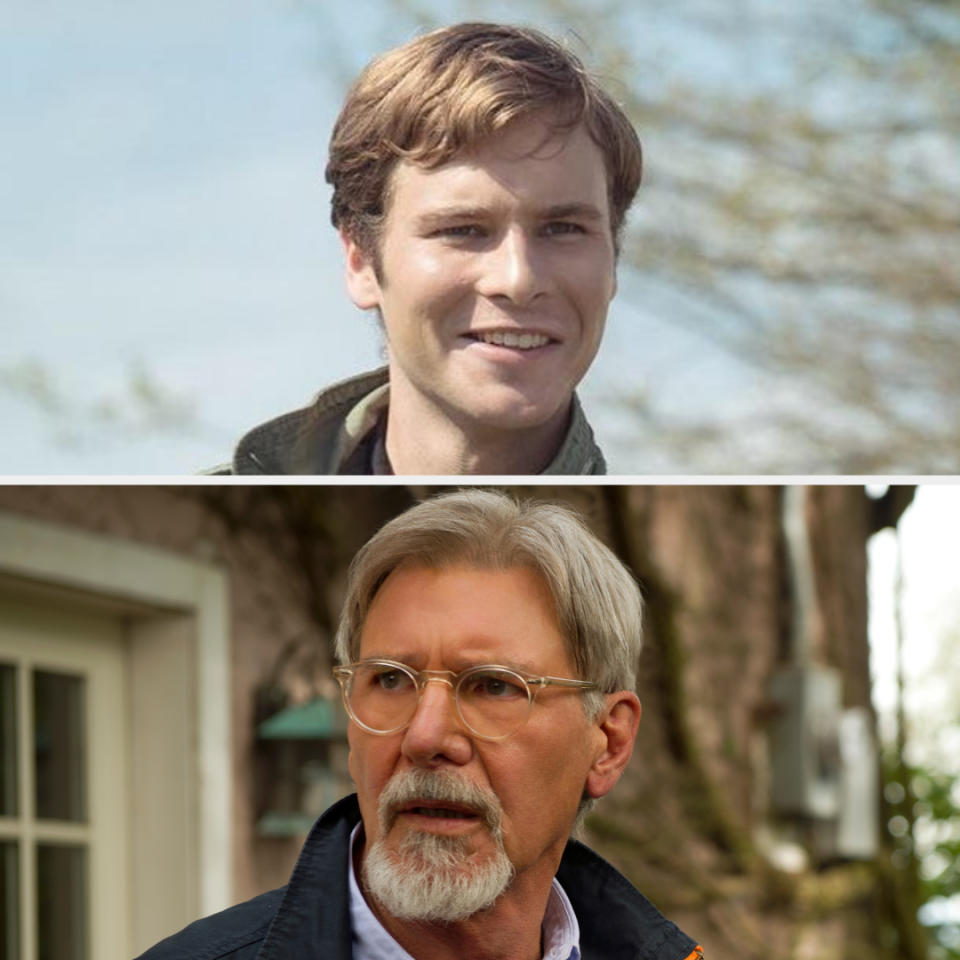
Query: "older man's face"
347 564 607 910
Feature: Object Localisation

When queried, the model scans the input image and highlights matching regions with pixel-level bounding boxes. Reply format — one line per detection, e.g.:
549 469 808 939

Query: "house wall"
0 484 893 957
0 487 324 899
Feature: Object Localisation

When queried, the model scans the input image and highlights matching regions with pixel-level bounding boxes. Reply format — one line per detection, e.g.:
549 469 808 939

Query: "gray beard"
361 769 516 923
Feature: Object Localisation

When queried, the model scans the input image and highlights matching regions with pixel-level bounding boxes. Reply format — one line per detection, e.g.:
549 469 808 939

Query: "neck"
384 375 571 476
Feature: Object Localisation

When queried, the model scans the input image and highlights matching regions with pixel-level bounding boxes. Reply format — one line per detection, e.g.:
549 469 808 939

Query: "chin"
460 386 573 433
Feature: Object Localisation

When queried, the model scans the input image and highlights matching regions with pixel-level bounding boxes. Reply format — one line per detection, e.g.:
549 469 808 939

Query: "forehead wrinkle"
447 651 543 675
358 566 577 681
356 640 548 677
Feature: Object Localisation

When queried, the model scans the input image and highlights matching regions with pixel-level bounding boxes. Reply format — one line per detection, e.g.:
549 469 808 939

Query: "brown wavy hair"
326 22 643 265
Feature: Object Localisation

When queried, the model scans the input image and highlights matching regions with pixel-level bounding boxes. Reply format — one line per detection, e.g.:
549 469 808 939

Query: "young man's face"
343 113 617 438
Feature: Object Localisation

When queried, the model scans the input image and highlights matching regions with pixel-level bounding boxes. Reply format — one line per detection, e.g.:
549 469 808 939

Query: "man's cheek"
347 742 374 803
347 738 360 787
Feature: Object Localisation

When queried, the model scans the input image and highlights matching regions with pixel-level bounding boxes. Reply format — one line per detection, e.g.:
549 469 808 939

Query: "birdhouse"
255 696 351 837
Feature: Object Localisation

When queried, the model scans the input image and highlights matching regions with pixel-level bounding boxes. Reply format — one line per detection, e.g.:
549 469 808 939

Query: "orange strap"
681 948 704 960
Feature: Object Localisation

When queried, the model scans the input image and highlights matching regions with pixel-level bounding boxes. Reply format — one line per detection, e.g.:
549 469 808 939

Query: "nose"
401 677 473 767
475 226 547 307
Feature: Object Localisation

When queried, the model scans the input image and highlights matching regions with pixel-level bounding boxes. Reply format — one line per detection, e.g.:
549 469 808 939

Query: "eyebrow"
415 206 490 227
355 653 545 676
414 201 607 228
540 202 606 222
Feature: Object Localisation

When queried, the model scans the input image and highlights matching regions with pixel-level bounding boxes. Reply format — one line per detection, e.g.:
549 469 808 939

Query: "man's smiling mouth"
471 331 552 350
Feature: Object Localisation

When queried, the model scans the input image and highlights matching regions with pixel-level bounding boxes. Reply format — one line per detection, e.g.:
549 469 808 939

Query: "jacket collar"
557 839 700 960
255 796 357 960
229 367 606 475
257 794 699 960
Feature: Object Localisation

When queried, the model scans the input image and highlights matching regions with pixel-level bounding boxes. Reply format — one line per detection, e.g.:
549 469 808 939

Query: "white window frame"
0 509 232 954
0 608 129 960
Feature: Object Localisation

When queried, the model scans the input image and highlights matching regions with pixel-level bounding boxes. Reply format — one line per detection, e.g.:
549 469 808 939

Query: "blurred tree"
910 763 960 958
332 0 960 472
0 357 204 449
887 598 960 959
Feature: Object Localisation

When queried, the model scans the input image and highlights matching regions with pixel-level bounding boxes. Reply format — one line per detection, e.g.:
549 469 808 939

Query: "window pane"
0 664 15 816
37 844 88 960
33 671 87 822
1 841 19 960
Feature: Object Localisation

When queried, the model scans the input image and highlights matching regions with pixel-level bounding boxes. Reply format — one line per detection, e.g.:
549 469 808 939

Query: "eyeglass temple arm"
534 676 599 690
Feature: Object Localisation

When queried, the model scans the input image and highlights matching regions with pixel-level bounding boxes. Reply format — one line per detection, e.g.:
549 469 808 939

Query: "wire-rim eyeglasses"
333 658 598 742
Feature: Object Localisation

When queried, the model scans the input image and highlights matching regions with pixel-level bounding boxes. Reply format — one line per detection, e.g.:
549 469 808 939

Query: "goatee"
362 769 515 923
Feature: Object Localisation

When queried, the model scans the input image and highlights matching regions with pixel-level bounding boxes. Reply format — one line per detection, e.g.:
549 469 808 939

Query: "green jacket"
212 367 606 475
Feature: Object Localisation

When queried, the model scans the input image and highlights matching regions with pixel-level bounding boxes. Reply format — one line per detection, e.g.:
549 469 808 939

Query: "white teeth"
478 331 549 349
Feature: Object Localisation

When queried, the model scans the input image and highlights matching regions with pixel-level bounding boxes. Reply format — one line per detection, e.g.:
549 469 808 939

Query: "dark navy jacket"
137 794 702 960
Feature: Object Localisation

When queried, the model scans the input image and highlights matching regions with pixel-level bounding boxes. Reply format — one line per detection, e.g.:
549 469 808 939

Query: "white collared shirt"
348 824 582 960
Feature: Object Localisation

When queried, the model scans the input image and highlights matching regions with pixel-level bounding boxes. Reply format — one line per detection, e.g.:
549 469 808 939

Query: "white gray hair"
334 489 643 717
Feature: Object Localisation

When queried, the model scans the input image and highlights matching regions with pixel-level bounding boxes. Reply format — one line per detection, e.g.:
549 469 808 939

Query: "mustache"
377 769 503 836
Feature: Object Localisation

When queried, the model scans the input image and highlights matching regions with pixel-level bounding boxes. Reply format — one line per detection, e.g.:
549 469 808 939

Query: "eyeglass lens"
346 662 532 739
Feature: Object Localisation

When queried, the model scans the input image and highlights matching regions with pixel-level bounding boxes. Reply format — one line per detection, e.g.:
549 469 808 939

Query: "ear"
585 692 641 800
341 229 382 310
